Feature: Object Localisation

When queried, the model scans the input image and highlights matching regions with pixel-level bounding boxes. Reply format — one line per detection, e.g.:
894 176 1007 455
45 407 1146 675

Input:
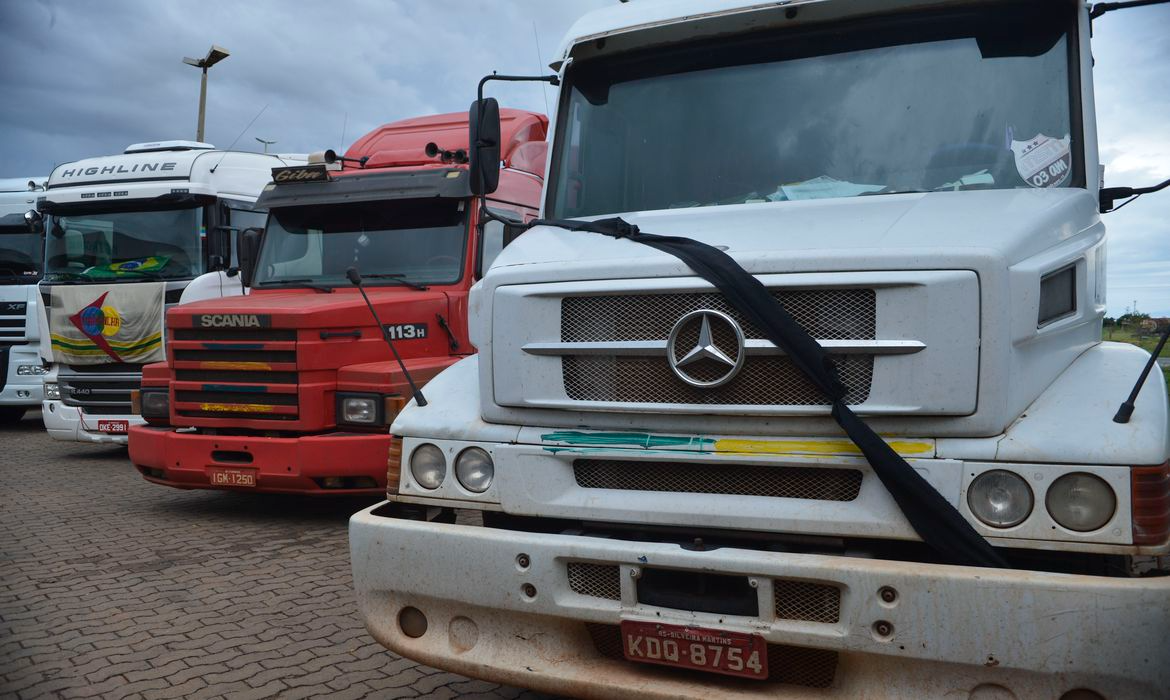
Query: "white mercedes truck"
351 1 1170 698
34 141 300 444
0 177 48 422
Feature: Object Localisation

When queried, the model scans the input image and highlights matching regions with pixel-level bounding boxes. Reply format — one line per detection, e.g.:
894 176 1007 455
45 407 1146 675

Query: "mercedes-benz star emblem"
666 309 746 388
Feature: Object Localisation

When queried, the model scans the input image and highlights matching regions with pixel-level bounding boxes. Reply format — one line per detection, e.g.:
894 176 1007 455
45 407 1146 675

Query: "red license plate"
620 620 768 680
97 420 129 434
208 467 256 488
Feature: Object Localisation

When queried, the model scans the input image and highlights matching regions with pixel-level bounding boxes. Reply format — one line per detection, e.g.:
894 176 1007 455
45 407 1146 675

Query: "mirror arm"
1100 176 1170 213
475 73 560 148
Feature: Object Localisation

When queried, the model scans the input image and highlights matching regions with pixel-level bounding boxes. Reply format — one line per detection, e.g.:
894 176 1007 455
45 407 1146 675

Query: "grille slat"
171 328 299 420
573 459 863 502
559 289 875 406
59 373 141 414
567 563 621 601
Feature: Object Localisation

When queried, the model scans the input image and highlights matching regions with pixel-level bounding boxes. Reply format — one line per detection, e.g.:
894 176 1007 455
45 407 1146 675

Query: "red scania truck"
127 110 547 494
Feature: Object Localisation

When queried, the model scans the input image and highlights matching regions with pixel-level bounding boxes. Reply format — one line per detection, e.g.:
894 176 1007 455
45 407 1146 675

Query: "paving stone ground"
0 411 555 700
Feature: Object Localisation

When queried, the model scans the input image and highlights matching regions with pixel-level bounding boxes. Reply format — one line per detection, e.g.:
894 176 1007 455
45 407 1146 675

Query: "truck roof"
554 0 1078 66
342 109 547 172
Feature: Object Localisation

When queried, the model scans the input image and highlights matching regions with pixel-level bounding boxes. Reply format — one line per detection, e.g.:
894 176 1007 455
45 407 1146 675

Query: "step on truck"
32 141 302 444
0 177 48 422
128 110 547 495
350 1 1170 698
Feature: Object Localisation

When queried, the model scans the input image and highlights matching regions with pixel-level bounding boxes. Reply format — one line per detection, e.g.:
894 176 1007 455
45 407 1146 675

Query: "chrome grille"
562 289 875 342
774 580 841 623
59 363 141 415
567 563 621 601
560 289 874 406
584 623 839 688
573 460 863 501
564 354 872 405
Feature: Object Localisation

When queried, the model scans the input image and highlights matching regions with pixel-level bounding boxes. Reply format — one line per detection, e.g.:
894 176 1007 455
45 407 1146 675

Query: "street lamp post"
182 45 230 143
255 137 277 154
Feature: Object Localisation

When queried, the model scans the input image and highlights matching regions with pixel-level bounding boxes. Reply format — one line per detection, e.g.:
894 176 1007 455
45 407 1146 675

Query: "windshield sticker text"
1012 134 1072 188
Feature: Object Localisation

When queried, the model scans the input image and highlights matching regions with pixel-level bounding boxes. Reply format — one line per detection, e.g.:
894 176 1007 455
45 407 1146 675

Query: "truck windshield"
253 198 467 288
43 205 203 281
0 227 42 283
550 5 1078 218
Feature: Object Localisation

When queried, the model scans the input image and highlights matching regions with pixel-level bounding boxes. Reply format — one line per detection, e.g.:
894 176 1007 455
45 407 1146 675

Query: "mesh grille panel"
573 460 862 502
567 563 621 601
583 623 838 688
562 289 875 342
563 354 872 405
773 580 841 623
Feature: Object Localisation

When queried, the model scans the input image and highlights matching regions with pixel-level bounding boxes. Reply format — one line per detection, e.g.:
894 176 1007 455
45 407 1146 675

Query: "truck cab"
36 141 300 444
350 2 1170 698
128 110 546 495
0 177 48 422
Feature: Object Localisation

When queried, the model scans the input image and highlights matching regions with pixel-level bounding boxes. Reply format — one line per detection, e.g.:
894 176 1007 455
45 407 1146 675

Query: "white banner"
49 282 165 365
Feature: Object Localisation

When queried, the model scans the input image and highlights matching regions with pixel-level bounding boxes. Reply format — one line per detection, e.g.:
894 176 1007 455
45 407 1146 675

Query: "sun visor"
256 168 471 210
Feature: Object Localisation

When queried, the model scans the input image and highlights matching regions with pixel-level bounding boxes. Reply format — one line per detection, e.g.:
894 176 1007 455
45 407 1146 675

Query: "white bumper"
0 343 43 406
40 400 141 445
350 504 1170 699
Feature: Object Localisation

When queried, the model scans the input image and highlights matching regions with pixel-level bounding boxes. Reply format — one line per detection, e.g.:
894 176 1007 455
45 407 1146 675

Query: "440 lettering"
384 323 427 340
620 620 768 680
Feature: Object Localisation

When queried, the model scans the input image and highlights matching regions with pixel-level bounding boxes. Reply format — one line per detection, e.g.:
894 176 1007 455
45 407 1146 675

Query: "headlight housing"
17 364 47 376
337 393 383 426
44 382 60 400
455 447 494 493
409 443 446 489
140 389 170 419
1046 473 1116 532
967 470 1033 528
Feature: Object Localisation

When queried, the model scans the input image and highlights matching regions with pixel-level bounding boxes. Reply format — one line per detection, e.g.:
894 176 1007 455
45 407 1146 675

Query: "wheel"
0 407 27 423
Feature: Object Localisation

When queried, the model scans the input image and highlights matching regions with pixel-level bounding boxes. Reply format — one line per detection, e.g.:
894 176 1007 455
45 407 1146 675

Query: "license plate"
208 467 256 487
620 620 768 680
97 420 129 434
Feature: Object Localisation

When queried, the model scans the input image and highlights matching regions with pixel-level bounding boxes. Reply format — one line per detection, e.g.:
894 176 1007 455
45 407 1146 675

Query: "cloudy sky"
1 0 1166 316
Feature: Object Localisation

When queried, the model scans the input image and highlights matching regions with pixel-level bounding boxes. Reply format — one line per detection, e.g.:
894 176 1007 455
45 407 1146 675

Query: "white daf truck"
351 1 1170 697
0 177 48 422
33 141 299 444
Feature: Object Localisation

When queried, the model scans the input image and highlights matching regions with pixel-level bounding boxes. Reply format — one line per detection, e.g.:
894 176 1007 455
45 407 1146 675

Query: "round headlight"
1046 473 1116 532
409 443 446 490
967 470 1033 528
455 447 494 493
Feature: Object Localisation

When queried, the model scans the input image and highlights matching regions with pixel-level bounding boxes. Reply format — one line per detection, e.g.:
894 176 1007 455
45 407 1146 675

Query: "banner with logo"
49 282 165 365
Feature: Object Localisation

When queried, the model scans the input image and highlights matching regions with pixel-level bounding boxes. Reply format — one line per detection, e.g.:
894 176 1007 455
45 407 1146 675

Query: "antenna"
345 267 428 407
340 112 348 150
532 21 550 115
210 104 269 172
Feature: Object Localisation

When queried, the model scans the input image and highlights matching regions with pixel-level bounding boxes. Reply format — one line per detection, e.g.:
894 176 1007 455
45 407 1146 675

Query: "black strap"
532 216 1007 568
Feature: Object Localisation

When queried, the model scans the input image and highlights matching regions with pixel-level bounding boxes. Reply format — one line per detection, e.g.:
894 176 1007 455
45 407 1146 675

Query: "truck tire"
0 407 27 423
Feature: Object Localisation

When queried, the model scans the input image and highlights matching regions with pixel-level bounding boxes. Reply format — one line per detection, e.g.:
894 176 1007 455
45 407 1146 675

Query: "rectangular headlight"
337 393 383 426
140 389 170 419
1038 265 1076 326
44 382 60 400
17 364 47 376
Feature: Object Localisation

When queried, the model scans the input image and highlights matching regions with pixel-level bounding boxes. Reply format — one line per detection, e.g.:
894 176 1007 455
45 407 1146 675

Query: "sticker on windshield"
1011 134 1071 188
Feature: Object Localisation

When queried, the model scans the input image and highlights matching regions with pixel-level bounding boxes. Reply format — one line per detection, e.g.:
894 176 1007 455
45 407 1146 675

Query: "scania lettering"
350 2 1170 698
37 140 303 444
128 111 546 495
0 177 49 422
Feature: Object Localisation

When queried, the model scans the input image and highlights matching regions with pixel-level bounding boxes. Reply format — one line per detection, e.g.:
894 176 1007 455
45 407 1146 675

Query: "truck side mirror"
237 227 263 287
208 226 234 272
469 97 501 196
24 209 43 234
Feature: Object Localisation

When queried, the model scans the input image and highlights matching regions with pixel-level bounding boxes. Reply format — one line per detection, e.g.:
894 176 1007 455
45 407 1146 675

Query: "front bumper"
129 426 390 495
0 343 44 407
350 503 1170 699
41 401 140 444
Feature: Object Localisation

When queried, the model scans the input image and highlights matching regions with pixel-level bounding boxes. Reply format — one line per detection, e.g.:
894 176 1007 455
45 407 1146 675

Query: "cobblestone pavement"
0 411 555 700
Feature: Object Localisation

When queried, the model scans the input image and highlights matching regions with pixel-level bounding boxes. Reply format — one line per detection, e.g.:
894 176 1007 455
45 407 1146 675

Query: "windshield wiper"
255 279 335 293
360 273 429 291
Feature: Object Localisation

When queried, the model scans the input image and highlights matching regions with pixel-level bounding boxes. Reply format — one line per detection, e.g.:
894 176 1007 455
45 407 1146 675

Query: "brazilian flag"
85 256 171 279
